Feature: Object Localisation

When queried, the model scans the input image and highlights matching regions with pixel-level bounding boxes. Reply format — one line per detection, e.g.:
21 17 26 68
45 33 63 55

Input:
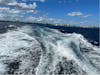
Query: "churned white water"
0 25 100 75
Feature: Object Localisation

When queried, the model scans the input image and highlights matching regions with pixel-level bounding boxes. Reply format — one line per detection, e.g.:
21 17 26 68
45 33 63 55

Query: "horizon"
0 0 99 26
0 20 99 28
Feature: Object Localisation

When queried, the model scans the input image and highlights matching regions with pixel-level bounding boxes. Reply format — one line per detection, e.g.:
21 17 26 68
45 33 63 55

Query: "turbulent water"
0 24 100 75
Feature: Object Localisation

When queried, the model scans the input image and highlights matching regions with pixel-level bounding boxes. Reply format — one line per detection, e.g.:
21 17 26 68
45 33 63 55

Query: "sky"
0 0 99 26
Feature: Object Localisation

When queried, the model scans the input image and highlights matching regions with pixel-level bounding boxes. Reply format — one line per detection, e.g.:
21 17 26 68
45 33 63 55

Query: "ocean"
0 21 100 75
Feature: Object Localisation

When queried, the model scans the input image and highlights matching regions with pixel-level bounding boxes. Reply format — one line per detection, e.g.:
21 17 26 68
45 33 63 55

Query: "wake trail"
0 25 99 75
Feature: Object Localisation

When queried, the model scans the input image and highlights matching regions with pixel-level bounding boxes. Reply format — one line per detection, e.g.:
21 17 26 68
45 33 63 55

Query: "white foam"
0 28 41 74
35 27 100 75
0 25 100 75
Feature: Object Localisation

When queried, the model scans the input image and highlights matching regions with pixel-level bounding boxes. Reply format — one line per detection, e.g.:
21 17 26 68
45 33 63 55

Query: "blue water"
0 21 100 75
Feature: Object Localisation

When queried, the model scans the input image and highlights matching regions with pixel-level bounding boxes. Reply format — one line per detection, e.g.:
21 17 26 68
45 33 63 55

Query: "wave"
0 25 100 75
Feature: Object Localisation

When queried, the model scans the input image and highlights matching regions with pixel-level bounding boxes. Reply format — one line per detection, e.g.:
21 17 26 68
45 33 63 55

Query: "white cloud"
0 0 16 4
82 14 92 18
7 2 18 6
0 7 21 14
0 13 5 18
20 2 37 9
67 12 92 18
9 9 21 14
0 0 47 22
30 0 46 2
8 2 37 10
0 7 9 11
68 12 83 17
12 16 65 24
21 0 46 3
0 0 37 10
0 0 37 17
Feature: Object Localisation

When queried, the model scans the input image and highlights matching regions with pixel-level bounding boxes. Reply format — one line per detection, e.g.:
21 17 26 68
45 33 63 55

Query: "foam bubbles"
0 25 100 75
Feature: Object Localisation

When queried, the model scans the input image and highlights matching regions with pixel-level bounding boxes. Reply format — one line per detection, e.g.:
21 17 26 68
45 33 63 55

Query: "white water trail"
0 25 99 75
33 26 100 75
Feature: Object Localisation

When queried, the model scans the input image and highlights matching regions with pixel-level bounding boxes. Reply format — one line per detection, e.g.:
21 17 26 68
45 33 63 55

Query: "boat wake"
0 25 100 75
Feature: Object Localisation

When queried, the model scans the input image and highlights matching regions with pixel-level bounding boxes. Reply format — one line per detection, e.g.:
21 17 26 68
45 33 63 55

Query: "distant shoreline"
0 20 99 28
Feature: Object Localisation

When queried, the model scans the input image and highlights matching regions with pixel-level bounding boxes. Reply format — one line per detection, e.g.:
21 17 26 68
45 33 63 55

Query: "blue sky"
0 0 99 26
